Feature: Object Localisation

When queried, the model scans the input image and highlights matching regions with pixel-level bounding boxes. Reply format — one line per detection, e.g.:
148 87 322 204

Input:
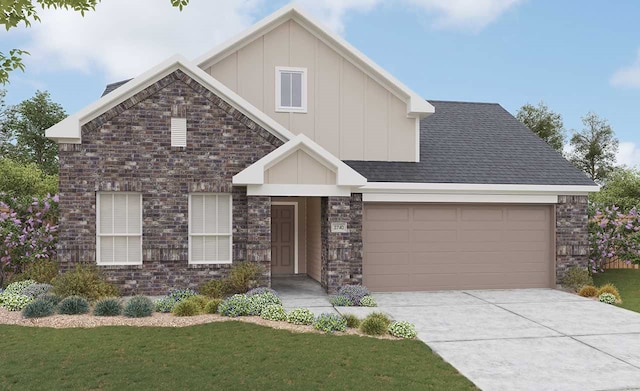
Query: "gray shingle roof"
345 100 595 186
101 79 132 97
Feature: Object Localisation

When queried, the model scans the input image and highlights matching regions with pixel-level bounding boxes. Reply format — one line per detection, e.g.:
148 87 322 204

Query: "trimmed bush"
58 296 90 315
359 296 377 307
599 292 616 304
184 295 208 311
248 291 282 315
41 294 61 307
93 298 122 317
154 288 198 313
343 313 361 328
338 285 370 306
22 298 55 318
172 299 201 317
52 265 119 301
123 296 154 318
360 313 391 336
329 295 353 307
218 294 252 317
597 283 622 302
287 308 315 325
204 299 222 314
198 280 229 299
388 321 417 339
227 262 264 294
560 267 593 292
313 313 347 333
260 304 287 321
578 285 599 298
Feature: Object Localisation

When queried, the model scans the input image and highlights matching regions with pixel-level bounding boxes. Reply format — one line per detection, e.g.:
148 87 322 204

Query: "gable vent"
171 117 187 147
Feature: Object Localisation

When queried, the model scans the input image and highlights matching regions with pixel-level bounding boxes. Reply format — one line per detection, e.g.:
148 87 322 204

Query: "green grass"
593 269 640 313
0 322 476 391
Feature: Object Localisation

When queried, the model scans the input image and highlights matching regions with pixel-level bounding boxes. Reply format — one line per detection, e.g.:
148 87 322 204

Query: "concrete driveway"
373 289 640 391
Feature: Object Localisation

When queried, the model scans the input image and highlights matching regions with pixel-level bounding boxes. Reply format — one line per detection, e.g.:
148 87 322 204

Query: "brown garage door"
363 203 554 292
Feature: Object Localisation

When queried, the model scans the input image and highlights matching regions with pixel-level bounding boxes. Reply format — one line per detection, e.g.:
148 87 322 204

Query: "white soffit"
194 3 434 119
45 55 296 144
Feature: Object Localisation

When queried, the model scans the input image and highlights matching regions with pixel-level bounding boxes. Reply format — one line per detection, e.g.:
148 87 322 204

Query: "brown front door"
271 204 295 274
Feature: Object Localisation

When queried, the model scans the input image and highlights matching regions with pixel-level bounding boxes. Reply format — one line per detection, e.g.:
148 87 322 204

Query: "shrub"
227 262 264 294
313 313 347 333
123 296 154 318
58 296 89 315
19 259 59 284
1 293 33 311
204 299 222 314
52 265 119 301
287 308 314 325
41 294 61 307
260 304 287 321
578 285 599 298
248 291 282 315
22 283 53 299
359 296 377 307
93 298 122 317
198 279 229 299
22 298 55 318
599 292 616 304
154 288 198 313
560 267 593 292
246 287 278 297
329 295 353 307
597 283 622 302
185 295 208 311
171 299 202 317
589 205 640 272
3 280 37 295
360 313 391 336
338 285 370 305
218 294 253 317
343 313 361 328
388 321 417 339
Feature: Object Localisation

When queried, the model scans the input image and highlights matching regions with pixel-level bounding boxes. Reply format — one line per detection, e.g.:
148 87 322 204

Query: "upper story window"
276 67 307 113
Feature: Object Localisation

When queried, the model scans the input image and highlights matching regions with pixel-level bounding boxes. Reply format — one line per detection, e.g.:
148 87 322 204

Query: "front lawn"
593 269 640 313
0 322 476 390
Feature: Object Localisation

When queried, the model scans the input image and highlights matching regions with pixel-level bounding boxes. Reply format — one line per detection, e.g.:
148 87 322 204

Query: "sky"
1 0 639 167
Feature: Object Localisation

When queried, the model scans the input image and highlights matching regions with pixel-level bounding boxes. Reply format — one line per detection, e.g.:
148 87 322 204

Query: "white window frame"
188 193 233 264
96 192 143 266
275 66 307 113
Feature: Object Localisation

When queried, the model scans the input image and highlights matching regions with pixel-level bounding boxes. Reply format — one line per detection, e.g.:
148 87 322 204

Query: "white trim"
360 182 600 195
363 193 559 204
188 193 233 265
247 184 352 197
46 55 296 144
96 192 143 266
272 202 299 274
275 66 308 113
415 119 420 162
233 133 367 187
194 4 434 119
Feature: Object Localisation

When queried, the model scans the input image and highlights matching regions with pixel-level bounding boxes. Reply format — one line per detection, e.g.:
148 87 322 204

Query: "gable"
198 5 432 162
265 150 337 185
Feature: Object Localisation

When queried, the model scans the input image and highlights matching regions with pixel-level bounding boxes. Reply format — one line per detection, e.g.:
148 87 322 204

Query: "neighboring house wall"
265 150 336 184
205 19 418 162
555 195 589 280
57 70 282 294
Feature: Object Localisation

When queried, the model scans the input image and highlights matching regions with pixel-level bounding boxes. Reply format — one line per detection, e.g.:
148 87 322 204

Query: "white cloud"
21 0 521 80
616 141 640 168
610 49 640 88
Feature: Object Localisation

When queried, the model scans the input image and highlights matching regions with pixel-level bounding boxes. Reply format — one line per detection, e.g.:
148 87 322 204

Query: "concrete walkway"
272 276 337 316
376 289 640 391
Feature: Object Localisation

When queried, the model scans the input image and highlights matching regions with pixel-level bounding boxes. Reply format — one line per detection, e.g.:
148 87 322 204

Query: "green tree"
569 112 619 182
516 101 565 152
1 90 66 175
589 167 640 212
0 0 189 84
0 158 58 199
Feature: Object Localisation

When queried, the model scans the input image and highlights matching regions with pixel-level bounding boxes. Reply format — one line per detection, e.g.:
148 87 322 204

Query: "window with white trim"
97 193 142 265
276 67 307 112
189 194 232 264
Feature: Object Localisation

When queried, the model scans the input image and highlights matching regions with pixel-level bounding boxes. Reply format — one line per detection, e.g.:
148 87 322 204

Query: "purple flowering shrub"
589 205 640 273
0 194 59 286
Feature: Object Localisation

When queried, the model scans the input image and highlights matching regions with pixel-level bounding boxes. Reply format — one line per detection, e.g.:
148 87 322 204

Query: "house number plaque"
331 222 348 233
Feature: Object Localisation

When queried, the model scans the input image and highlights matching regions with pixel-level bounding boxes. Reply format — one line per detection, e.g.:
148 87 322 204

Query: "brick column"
247 196 271 285
556 195 589 282
349 193 363 285
321 196 352 293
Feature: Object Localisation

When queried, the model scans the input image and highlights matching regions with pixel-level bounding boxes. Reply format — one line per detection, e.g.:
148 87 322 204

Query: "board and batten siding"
264 150 336 185
204 20 418 162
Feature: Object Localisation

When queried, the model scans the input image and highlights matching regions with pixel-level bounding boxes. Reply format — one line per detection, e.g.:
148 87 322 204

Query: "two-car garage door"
362 204 554 292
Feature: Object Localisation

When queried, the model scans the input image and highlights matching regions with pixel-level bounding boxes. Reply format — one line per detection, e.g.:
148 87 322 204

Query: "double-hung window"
276 67 307 112
97 193 142 265
189 194 232 264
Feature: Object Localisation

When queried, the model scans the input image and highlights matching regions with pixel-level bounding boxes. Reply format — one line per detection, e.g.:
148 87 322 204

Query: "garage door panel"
363 203 553 292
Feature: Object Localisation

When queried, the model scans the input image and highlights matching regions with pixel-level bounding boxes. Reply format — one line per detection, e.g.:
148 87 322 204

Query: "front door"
271 204 295 274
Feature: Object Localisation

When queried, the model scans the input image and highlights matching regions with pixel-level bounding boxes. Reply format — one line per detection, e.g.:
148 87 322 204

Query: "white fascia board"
247 184 352 197
46 55 296 144
194 3 434 119
364 193 559 204
233 134 367 187
360 182 600 195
